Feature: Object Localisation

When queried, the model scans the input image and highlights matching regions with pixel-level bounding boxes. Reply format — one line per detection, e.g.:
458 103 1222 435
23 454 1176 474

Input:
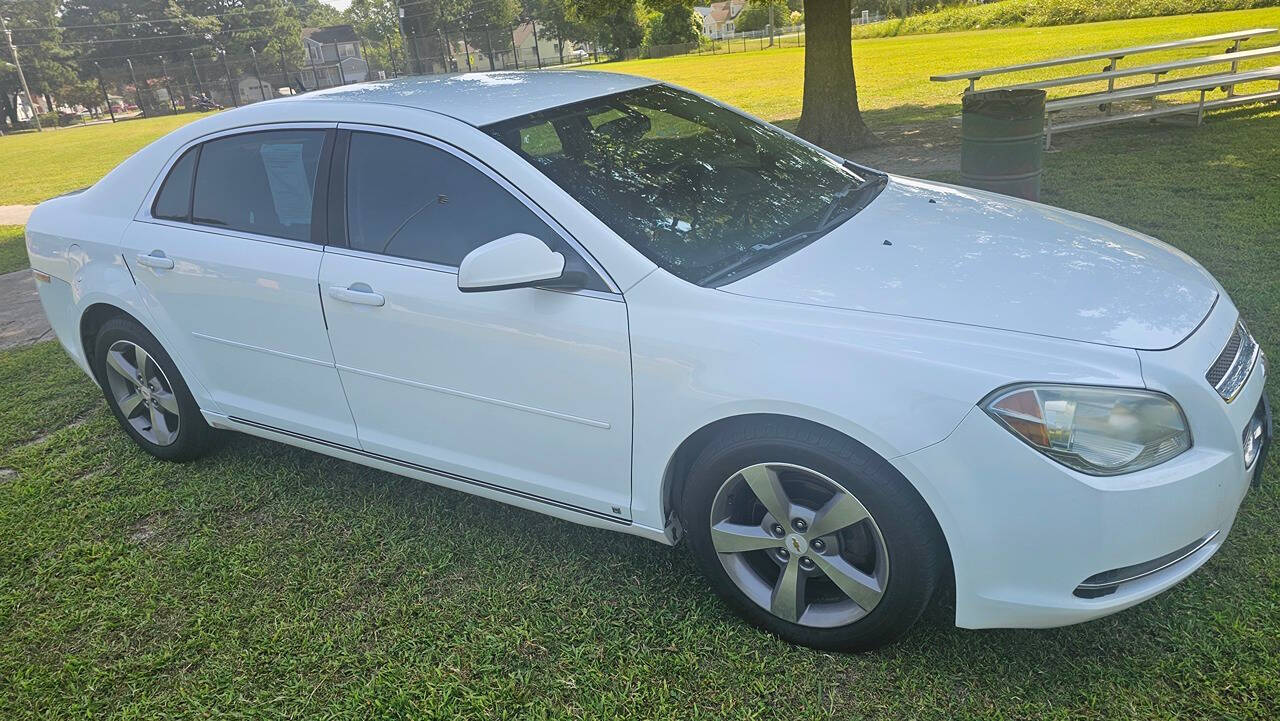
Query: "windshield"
483 84 885 286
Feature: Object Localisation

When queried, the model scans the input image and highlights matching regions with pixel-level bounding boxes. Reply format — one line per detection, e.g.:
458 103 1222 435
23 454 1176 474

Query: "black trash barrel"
960 89 1045 201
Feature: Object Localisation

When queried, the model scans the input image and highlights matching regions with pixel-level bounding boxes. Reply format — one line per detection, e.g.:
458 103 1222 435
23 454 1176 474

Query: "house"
510 21 582 66
701 0 746 38
694 6 713 30
300 25 369 89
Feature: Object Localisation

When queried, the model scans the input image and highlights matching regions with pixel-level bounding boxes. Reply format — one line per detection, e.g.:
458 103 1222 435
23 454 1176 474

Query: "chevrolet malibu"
26 72 1270 650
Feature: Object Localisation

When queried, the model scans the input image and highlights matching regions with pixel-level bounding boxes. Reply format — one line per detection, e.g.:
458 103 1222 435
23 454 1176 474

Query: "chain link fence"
55 12 888 125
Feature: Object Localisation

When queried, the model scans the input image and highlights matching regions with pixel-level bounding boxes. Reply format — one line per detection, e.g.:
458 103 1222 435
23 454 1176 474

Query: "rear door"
123 125 359 446
318 126 633 520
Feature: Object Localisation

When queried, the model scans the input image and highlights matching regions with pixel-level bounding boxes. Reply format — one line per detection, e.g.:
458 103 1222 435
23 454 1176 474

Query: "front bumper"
893 310 1268 629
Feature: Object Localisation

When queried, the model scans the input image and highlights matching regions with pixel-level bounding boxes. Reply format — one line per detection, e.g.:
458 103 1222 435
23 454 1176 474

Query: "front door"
318 127 632 519
123 126 358 446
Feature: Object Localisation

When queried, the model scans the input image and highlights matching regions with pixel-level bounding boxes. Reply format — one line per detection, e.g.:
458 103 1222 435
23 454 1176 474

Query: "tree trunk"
796 0 874 153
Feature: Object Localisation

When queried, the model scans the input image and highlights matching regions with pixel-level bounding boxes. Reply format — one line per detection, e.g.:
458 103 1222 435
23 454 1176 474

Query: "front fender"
624 269 1144 533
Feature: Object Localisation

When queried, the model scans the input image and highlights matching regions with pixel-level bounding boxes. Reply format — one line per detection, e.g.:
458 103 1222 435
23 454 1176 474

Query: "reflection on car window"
484 85 883 286
152 146 198 221
191 130 326 242
343 132 609 291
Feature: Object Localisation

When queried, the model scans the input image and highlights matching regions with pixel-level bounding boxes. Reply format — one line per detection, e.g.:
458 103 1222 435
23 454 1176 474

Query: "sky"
321 0 352 10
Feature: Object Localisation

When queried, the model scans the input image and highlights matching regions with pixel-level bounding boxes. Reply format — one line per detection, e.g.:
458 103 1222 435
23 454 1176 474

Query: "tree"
566 0 644 56
734 0 788 33
795 0 873 152
644 3 699 47
0 0 76 128
58 79 103 115
345 0 402 71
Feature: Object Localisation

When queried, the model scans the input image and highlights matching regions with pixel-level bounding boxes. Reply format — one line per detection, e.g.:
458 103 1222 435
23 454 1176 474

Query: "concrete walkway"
0 206 35 225
0 268 52 351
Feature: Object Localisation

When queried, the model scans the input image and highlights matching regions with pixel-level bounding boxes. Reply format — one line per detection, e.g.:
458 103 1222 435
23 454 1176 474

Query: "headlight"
982 384 1191 476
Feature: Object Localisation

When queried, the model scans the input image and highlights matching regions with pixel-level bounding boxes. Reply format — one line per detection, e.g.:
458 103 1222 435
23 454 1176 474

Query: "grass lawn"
1 10 1278 718
1 95 1278 721
0 113 216 206
0 226 27 274
604 7 1280 127
2 9 1278 205
853 0 1280 37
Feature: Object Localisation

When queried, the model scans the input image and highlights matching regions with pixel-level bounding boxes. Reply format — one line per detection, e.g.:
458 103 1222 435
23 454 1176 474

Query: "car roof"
296 71 658 127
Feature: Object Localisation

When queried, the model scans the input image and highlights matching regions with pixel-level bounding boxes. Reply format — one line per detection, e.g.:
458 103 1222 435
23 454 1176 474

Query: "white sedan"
26 72 1270 650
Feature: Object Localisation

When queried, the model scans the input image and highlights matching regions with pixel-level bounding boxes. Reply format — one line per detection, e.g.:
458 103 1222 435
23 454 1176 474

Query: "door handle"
135 250 174 270
327 283 385 307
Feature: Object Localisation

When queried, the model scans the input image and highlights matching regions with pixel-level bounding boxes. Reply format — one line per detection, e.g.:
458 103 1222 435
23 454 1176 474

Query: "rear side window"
152 147 198 221
343 132 606 292
192 130 327 242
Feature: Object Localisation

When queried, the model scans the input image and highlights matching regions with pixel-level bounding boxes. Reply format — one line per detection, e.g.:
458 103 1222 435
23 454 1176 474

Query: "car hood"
721 177 1218 350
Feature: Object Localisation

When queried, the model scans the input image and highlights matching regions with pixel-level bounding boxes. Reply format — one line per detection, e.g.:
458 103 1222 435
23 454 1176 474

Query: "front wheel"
681 420 945 651
93 316 212 462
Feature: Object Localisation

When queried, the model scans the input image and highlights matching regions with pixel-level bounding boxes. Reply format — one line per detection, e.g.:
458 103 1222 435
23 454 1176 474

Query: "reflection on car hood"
721 176 1219 350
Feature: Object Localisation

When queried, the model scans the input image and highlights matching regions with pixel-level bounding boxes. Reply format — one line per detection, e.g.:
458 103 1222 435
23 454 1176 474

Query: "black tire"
681 418 945 651
92 316 212 462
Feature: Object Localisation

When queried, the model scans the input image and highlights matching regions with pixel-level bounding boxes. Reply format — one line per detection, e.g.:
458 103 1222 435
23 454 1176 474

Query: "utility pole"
768 3 775 46
94 62 115 122
438 27 450 73
126 58 145 116
221 50 237 105
530 21 542 69
396 2 412 74
251 48 267 100
460 28 473 72
2 15 41 131
252 48 270 99
190 52 204 96
159 56 177 112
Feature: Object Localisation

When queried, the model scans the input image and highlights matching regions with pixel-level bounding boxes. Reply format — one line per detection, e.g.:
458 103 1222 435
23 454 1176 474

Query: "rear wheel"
93 317 212 462
682 419 944 650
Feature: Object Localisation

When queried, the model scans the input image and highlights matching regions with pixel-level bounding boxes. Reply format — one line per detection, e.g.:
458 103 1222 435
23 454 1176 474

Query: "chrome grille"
1206 320 1259 402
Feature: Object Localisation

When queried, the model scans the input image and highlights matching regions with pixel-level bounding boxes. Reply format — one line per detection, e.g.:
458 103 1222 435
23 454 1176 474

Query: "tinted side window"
344 132 605 292
192 130 327 242
152 147 198 221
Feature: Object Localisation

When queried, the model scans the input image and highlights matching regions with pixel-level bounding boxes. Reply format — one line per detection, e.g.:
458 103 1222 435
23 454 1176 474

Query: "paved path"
0 268 52 351
0 206 35 225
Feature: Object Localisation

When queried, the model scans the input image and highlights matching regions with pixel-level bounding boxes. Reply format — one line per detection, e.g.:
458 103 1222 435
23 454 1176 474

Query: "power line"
14 25 287 48
10 6 289 32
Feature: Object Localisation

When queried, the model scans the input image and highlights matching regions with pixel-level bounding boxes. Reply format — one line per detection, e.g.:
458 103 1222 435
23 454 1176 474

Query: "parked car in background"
25 72 1270 650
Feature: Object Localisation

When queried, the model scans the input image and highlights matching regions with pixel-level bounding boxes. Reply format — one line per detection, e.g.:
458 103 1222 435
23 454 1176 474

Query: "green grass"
0 226 27 274
2 10 1278 206
855 0 1280 38
1 14 1278 716
0 113 217 206
602 7 1280 126
0 106 1278 721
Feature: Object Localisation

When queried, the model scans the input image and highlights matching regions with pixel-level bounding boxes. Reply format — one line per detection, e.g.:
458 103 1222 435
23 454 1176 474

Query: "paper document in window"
259 143 313 227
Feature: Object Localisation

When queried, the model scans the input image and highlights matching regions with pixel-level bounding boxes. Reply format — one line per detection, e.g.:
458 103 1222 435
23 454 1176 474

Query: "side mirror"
458 233 573 293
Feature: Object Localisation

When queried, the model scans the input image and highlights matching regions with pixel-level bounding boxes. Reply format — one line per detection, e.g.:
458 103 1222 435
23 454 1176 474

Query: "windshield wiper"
816 174 887 233
697 229 821 286
697 173 888 287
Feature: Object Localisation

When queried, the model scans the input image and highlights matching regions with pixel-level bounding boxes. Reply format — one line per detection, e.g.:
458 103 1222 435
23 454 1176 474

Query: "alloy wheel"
709 462 889 628
103 339 181 446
